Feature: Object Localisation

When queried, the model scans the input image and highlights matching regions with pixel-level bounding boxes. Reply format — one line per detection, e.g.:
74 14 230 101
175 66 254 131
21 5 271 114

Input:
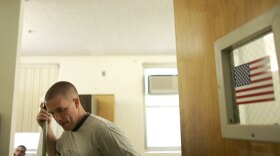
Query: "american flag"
234 56 275 105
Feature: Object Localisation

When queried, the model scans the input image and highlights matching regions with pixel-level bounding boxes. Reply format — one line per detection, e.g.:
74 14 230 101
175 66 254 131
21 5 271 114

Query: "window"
144 67 181 151
14 132 40 155
214 5 280 142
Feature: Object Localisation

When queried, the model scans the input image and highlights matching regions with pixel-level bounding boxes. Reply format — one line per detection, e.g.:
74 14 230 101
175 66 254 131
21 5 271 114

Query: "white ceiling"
20 0 176 56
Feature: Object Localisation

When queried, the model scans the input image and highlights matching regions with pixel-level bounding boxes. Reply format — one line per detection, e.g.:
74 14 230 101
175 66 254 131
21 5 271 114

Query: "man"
14 145 26 156
36 81 138 156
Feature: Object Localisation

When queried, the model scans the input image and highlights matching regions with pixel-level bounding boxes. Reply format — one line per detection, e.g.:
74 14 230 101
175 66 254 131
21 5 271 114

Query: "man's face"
46 95 79 131
15 146 25 156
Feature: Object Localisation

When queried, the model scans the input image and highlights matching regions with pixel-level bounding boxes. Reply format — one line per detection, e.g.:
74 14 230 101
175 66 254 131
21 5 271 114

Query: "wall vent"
148 75 178 94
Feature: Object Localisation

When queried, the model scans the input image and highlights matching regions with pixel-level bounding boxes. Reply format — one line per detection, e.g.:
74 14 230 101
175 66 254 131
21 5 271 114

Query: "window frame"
214 5 280 142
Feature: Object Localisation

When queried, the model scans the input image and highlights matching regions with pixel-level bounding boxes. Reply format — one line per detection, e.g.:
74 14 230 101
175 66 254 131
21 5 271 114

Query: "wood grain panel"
95 94 115 122
174 0 280 155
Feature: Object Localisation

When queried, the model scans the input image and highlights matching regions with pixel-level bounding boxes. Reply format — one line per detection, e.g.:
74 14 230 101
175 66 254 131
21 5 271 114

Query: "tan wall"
0 0 21 155
174 0 280 155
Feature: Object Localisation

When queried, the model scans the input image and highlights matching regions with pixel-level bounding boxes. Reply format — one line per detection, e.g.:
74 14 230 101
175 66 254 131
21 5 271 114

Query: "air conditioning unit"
148 75 178 94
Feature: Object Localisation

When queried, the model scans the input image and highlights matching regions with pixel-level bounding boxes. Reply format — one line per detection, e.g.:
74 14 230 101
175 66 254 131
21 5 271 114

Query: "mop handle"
42 103 48 156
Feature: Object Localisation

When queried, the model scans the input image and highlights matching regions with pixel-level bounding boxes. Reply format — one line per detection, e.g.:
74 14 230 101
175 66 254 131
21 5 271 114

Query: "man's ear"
73 97 80 108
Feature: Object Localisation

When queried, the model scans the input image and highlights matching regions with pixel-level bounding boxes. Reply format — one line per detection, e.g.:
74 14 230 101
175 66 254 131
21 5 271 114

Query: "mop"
42 102 47 156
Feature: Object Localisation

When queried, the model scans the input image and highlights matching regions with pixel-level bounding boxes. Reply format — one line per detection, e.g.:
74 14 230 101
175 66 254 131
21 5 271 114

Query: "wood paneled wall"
174 0 280 155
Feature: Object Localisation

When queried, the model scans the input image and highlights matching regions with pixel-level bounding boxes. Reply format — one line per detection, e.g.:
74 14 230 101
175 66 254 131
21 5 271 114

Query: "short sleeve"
96 125 139 156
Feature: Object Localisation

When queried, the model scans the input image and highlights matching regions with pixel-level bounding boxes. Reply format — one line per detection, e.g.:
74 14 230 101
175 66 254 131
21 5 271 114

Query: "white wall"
21 55 181 156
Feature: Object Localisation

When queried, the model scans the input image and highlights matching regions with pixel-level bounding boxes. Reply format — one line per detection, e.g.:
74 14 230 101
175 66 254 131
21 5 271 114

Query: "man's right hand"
36 102 52 128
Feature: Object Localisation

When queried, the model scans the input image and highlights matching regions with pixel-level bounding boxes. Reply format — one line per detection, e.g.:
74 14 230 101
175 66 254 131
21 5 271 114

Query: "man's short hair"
17 145 26 151
45 81 78 101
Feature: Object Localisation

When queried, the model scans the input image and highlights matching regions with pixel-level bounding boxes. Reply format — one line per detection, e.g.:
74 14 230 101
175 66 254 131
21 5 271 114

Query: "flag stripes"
234 56 275 105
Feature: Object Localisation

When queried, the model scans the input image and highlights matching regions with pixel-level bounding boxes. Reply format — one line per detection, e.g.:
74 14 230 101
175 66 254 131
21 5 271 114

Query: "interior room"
1 0 280 156
2 0 181 156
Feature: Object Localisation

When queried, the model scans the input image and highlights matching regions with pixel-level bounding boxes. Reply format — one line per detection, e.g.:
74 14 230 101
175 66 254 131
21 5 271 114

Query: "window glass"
144 68 181 151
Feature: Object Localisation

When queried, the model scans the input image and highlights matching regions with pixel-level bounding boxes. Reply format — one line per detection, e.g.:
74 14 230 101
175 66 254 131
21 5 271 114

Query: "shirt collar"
72 112 90 132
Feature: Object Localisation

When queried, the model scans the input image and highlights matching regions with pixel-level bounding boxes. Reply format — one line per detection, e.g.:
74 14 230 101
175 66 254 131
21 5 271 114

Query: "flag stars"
234 64 251 87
